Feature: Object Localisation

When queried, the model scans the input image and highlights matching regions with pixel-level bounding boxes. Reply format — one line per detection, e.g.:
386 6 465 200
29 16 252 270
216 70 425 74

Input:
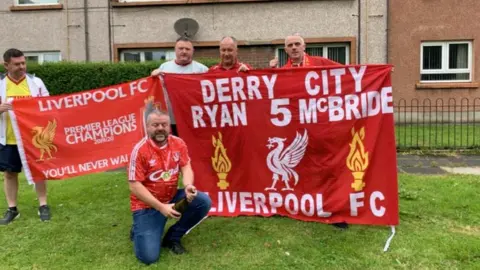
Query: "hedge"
2 58 219 95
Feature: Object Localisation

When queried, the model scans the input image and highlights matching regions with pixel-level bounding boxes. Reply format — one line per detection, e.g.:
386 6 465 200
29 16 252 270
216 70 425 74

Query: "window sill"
10 4 63 11
416 82 479 89
112 0 277 7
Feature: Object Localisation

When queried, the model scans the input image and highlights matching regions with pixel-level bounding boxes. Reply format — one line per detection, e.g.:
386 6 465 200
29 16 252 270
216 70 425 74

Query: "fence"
394 98 480 150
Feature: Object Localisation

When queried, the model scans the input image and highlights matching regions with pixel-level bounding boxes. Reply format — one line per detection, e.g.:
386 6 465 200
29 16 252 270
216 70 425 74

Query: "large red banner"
163 65 398 225
11 77 166 183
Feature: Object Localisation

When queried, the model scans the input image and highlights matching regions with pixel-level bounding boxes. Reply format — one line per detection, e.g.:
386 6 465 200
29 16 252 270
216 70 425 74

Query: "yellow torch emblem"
346 127 369 192
211 132 232 190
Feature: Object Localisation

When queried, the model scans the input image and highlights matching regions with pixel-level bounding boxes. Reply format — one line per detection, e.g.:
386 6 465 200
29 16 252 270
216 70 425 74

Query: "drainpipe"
386 0 389 63
108 0 112 61
357 0 361 64
365 0 368 63
66 0 70 60
84 0 90 61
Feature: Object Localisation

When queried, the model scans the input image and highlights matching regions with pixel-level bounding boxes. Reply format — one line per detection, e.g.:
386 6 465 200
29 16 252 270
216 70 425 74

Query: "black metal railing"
394 98 480 150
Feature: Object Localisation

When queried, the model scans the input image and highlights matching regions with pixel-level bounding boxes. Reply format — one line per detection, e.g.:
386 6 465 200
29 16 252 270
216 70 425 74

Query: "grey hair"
220 36 238 48
144 96 169 125
146 109 169 125
149 109 169 117
284 33 305 46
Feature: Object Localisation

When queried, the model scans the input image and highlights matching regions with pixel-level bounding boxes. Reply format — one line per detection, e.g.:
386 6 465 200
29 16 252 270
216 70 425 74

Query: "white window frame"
276 43 350 65
15 0 59 5
120 49 175 62
420 41 472 83
24 51 61 64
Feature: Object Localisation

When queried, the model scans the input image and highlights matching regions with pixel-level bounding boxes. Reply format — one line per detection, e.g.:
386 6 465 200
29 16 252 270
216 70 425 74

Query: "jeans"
131 189 211 265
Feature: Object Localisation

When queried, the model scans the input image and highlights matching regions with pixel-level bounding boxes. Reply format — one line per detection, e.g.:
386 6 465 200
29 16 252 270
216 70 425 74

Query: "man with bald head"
270 35 348 230
209 36 252 73
128 110 211 264
270 34 341 68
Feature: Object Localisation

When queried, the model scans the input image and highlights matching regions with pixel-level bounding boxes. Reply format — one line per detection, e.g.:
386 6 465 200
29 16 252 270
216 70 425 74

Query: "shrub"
2 58 219 95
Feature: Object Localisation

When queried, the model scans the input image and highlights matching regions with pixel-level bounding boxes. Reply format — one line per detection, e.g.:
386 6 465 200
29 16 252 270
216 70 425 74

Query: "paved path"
110 154 480 175
397 154 480 175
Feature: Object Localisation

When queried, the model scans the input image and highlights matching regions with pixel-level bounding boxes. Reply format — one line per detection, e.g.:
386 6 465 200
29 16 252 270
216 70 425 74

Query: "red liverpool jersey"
282 53 341 68
128 135 190 211
208 61 253 73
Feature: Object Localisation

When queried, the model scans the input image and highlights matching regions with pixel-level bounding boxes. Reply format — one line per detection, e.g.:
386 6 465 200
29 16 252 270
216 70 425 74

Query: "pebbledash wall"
0 0 387 68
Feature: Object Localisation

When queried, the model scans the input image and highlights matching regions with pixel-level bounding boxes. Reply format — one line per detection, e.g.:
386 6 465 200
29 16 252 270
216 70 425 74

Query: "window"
24 52 61 64
16 0 59 5
120 49 175 62
420 41 472 83
276 43 350 66
116 0 272 3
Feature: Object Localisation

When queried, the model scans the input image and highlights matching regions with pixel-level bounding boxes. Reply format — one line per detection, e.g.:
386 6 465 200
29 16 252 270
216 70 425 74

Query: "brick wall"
237 46 276 69
194 45 277 69
193 47 218 59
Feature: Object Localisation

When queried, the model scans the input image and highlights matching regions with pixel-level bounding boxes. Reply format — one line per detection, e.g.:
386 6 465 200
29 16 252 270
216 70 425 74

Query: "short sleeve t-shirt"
5 76 31 144
208 61 253 73
128 135 190 212
158 60 208 124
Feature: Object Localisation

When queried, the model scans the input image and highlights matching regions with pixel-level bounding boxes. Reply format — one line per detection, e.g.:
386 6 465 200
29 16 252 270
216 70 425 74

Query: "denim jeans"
131 189 211 265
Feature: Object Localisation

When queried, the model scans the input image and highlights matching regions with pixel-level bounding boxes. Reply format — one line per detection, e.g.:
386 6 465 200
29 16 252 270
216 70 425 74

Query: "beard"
290 51 300 57
150 130 168 144
177 55 191 65
221 56 234 65
10 70 26 80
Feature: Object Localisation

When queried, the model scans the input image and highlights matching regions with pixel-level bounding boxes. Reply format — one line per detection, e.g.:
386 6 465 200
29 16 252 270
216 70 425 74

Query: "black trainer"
332 222 349 230
162 240 186 254
0 209 20 225
38 205 51 222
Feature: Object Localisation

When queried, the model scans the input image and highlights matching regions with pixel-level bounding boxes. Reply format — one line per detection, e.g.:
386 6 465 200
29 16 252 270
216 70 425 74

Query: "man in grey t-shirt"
151 37 208 136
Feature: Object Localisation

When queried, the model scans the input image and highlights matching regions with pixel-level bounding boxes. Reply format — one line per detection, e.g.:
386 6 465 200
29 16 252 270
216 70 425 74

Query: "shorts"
0 144 22 173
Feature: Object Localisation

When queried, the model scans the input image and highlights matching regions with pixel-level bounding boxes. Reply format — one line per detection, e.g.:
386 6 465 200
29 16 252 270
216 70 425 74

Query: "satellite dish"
174 18 199 38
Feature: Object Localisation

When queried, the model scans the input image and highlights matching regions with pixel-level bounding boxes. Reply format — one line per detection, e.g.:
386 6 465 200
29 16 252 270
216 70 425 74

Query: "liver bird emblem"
265 130 308 191
32 119 58 161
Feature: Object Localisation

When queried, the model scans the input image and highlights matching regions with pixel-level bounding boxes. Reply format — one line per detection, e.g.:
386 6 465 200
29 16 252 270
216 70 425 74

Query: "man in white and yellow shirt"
0 48 50 225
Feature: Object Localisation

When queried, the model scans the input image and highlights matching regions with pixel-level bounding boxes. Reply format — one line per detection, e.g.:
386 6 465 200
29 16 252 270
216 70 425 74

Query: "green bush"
2 58 219 95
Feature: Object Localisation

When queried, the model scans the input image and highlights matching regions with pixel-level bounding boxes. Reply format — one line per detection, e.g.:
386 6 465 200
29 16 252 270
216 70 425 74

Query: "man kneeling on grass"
128 109 211 265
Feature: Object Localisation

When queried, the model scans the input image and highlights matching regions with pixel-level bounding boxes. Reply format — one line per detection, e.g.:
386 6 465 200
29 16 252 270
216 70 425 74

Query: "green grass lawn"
395 124 480 149
0 172 479 270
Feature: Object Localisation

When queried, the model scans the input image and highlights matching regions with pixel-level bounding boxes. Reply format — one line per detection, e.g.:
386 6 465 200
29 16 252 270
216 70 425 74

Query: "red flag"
163 65 398 225
11 77 166 183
